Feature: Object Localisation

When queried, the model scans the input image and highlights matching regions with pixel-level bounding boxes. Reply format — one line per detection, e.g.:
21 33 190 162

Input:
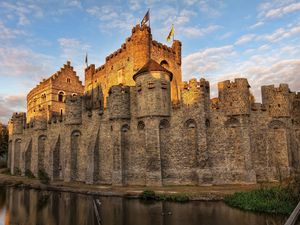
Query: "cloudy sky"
0 0 300 123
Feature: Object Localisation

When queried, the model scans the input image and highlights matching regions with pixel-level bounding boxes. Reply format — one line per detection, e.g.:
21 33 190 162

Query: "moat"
0 186 288 225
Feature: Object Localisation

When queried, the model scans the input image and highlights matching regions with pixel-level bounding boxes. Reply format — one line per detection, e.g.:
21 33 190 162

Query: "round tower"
133 59 172 118
107 85 131 119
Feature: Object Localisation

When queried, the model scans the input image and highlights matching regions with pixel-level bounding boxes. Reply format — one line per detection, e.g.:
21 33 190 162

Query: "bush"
140 190 156 200
224 187 297 215
25 169 35 179
14 167 21 176
38 169 50 184
140 190 189 203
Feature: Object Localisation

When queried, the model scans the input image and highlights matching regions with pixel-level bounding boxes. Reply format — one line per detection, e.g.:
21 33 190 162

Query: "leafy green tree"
0 124 8 159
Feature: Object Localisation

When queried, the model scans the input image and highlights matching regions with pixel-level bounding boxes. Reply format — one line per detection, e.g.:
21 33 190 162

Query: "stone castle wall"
8 75 300 186
7 24 300 187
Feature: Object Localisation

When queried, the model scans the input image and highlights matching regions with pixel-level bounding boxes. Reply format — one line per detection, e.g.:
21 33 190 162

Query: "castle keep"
7 24 300 186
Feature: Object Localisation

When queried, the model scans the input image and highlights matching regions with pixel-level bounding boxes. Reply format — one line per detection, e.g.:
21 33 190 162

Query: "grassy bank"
224 187 298 215
140 190 189 203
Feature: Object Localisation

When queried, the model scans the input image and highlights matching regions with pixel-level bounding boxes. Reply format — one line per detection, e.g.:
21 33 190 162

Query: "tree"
0 124 8 159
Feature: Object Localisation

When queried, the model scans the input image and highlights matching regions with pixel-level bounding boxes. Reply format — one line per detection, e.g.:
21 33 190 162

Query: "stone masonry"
7 24 300 186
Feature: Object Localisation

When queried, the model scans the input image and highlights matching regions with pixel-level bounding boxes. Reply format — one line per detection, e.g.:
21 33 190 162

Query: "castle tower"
181 78 210 109
127 24 151 72
107 85 131 119
218 78 251 116
133 59 172 118
65 96 83 125
133 59 173 186
262 84 291 118
11 113 26 135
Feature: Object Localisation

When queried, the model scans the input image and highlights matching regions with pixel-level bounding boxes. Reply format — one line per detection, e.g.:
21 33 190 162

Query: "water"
0 186 287 225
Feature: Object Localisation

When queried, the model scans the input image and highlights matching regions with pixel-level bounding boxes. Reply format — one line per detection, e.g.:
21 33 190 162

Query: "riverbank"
0 169 280 200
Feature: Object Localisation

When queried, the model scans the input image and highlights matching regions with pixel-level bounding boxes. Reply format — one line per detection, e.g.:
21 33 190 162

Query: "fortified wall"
7 24 300 186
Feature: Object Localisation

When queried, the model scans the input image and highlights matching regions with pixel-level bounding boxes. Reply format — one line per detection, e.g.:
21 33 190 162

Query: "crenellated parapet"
107 85 131 119
181 78 210 107
262 84 291 118
218 78 251 116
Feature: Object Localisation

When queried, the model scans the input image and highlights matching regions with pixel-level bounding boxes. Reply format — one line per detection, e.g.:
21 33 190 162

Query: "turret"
218 78 251 116
65 95 82 125
11 113 26 135
181 78 210 109
172 40 182 65
107 85 131 119
126 24 151 71
133 59 172 118
262 84 291 118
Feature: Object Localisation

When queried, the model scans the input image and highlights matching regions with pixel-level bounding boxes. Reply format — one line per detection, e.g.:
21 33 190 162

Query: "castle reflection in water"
0 187 285 225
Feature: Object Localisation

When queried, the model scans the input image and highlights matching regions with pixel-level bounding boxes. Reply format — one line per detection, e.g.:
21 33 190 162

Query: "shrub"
38 169 50 184
140 190 189 203
25 169 35 179
140 190 156 200
224 187 297 215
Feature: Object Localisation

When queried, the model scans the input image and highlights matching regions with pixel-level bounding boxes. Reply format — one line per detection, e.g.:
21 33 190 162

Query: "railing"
285 201 300 225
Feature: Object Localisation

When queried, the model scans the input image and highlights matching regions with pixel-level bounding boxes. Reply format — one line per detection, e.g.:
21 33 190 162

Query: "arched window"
159 119 170 129
137 121 145 130
160 60 169 69
58 91 64 102
185 119 197 129
41 93 46 101
72 93 77 97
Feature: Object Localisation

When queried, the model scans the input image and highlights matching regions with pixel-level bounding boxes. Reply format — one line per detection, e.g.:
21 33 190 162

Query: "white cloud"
0 22 26 40
180 24 220 38
0 94 26 123
249 21 264 29
257 24 300 42
0 46 54 80
0 1 43 25
182 45 235 79
219 32 232 40
265 2 300 18
235 34 256 45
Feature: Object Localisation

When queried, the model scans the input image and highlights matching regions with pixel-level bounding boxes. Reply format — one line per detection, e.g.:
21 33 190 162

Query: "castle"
7 24 300 186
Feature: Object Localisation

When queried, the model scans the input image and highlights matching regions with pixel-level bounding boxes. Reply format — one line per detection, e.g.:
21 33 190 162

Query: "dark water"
0 186 288 225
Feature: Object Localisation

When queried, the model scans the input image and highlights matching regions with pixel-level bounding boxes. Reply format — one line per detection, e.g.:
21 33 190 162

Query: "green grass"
140 190 189 203
224 187 297 215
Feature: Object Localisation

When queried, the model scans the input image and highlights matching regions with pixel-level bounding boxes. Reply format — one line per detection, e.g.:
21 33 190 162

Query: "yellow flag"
166 25 174 42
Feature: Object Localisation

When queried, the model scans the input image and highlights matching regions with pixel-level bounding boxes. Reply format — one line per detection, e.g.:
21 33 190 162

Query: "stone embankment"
0 169 278 200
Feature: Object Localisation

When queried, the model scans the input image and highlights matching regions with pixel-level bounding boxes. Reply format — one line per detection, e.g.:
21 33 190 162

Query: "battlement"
181 78 210 106
152 40 174 54
261 83 290 94
218 78 250 92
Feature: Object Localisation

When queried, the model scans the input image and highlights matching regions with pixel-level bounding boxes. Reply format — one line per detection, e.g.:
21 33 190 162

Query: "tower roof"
133 59 173 81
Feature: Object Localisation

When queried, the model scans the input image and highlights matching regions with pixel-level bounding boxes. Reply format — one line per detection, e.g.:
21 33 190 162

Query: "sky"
0 0 300 123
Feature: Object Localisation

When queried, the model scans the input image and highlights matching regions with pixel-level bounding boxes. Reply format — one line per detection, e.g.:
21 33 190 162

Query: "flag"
166 24 174 42
141 9 149 26
85 52 88 67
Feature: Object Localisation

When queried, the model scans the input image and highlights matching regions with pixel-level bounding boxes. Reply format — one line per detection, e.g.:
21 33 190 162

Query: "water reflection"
0 187 286 225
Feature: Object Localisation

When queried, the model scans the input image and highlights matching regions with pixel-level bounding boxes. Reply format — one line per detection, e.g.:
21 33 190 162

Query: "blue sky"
0 0 300 122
